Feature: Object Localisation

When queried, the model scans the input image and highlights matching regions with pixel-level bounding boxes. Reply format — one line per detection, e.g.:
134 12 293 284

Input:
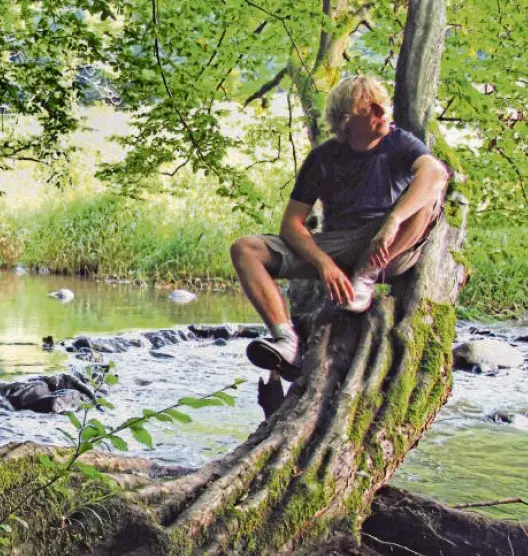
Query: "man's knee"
230 236 281 274
230 236 269 265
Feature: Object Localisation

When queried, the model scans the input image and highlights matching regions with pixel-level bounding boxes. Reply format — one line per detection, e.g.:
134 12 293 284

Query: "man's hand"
317 255 355 305
369 214 401 268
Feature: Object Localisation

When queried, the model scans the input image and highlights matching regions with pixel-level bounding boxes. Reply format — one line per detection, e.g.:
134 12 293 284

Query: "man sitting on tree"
231 76 448 379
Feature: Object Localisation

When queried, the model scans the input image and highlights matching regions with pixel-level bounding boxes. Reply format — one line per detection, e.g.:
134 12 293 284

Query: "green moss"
444 198 465 228
450 249 470 270
169 449 276 555
0 454 121 555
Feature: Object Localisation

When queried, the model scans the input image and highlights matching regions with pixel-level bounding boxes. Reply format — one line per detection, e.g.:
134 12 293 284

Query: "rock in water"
48 288 75 303
453 339 525 373
168 289 196 304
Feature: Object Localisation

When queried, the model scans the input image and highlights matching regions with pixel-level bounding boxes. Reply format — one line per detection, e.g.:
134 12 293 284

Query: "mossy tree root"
0 201 468 555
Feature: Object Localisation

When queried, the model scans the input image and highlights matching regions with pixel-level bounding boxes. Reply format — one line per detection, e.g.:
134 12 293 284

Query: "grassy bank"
457 218 528 321
1 191 525 319
0 189 285 286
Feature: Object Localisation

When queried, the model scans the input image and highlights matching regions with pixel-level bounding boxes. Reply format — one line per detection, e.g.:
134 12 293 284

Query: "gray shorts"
259 214 436 281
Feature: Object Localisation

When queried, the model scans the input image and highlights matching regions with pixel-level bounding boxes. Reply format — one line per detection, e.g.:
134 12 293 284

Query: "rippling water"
1 270 526 519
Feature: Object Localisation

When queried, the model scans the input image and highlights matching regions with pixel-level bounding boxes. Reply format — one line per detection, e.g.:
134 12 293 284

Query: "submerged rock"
188 324 237 340
70 335 130 354
486 411 514 424
149 350 175 359
143 332 166 349
453 339 525 373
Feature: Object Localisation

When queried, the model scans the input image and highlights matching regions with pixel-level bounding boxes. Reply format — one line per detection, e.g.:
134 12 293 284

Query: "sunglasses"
370 103 386 118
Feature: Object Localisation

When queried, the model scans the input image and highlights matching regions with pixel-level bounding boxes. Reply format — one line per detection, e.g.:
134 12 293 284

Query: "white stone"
168 289 196 304
48 288 75 303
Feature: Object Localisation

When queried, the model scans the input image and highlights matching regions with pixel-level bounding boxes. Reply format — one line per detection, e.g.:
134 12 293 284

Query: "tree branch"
452 497 528 510
160 158 190 177
495 146 527 202
244 136 281 170
439 97 454 119
243 67 288 107
363 532 426 556
151 0 222 181
287 88 298 175
215 20 268 93
192 28 228 87
244 0 318 91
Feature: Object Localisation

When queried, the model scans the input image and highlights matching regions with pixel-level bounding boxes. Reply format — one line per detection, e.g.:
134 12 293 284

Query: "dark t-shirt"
290 127 429 231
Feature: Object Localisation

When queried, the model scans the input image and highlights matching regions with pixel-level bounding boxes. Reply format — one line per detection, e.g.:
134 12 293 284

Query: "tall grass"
0 189 285 284
457 218 528 320
0 179 288 286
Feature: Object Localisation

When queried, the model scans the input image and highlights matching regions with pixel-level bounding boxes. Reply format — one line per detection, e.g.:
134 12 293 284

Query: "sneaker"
246 336 301 382
342 268 380 313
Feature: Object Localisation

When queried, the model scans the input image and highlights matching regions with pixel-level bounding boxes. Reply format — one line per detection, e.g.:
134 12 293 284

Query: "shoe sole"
246 341 301 382
247 340 282 370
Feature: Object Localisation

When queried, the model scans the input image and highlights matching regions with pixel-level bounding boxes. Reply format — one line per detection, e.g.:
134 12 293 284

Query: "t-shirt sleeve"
396 129 430 170
290 149 322 206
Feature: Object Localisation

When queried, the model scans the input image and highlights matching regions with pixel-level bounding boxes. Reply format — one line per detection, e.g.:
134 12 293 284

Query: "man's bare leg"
230 236 300 373
230 236 288 329
385 199 438 261
345 199 439 312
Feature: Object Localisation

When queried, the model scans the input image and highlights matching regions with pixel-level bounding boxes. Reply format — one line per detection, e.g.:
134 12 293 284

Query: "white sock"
270 323 297 341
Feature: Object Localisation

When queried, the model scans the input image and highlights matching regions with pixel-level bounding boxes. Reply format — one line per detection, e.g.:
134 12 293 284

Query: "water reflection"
0 269 258 374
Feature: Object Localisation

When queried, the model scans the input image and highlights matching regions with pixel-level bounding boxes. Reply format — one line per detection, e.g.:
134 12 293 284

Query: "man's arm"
280 200 354 305
369 154 449 267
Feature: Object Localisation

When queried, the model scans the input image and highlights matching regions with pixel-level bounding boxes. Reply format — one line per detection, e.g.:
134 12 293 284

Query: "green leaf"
66 412 81 430
104 373 119 385
142 409 157 419
38 454 58 470
79 441 93 455
163 409 192 424
96 397 115 409
131 426 154 449
178 397 224 409
109 435 128 451
0 524 12 533
121 417 144 429
152 412 173 423
74 462 103 480
211 392 235 407
10 515 28 529
87 418 106 434
81 425 100 441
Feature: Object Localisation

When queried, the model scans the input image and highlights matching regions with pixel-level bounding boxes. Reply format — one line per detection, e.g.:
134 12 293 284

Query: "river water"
0 270 526 520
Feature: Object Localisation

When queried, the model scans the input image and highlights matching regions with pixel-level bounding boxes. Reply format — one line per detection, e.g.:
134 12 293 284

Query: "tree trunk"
394 0 447 144
0 2 485 554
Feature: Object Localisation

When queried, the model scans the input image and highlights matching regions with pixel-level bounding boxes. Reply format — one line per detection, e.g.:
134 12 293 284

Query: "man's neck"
347 135 383 152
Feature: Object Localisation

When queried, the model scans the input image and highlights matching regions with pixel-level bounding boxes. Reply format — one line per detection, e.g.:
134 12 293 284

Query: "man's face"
345 102 391 145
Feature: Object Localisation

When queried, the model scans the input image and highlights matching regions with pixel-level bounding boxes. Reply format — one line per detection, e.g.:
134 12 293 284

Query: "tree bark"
394 0 447 144
307 486 528 556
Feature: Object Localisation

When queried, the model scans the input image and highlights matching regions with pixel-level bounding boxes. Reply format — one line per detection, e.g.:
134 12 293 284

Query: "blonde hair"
325 76 389 141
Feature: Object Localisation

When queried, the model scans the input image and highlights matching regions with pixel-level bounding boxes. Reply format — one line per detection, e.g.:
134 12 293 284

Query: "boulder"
453 339 525 373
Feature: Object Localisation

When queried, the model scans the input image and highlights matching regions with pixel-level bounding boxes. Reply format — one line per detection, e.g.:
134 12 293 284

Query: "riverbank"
1 190 526 320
